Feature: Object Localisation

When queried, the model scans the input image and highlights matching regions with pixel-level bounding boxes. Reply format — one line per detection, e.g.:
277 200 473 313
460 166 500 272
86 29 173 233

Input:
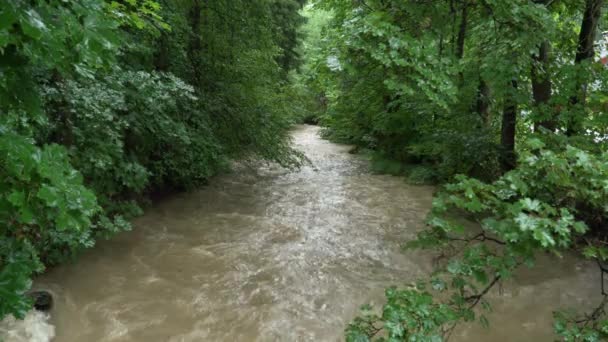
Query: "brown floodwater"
0 125 603 341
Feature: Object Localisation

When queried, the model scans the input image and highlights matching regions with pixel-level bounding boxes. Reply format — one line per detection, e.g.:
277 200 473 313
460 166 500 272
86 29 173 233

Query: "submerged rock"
29 291 53 312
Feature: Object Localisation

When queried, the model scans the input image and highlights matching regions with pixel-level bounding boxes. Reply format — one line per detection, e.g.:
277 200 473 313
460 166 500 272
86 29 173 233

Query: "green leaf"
55 212 79 231
19 9 47 39
473 270 488 284
0 4 17 31
521 198 541 212
0 29 9 49
526 138 545 150
37 185 59 207
515 213 537 232
583 246 598 259
18 206 34 224
533 229 555 248
7 191 25 207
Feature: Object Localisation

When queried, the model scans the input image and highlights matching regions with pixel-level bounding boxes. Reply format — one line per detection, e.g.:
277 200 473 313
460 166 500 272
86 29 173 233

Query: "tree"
567 0 604 135
0 0 306 320
302 0 608 339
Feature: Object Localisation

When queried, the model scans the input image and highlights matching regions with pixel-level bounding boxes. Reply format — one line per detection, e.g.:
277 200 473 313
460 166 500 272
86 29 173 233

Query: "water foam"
0 311 55 342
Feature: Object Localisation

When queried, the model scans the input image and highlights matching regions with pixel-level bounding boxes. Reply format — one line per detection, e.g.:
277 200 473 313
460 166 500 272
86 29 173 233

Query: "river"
0 125 602 341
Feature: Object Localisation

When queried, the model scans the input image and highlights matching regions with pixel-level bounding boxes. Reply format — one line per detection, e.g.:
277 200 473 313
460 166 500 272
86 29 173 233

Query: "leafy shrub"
405 165 437 185
348 137 608 340
0 131 100 317
408 128 503 182
347 285 454 342
0 0 306 321
43 69 227 195
369 152 407 176
109 71 225 189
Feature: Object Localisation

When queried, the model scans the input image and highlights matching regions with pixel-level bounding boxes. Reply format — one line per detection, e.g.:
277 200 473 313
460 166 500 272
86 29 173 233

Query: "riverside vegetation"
0 0 306 320
299 0 608 341
2 0 608 341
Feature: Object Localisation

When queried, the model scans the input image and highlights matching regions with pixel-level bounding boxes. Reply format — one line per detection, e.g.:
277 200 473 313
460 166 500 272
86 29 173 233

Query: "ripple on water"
0 125 600 342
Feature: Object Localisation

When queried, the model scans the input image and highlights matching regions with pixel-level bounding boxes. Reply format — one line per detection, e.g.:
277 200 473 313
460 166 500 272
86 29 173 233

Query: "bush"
348 137 608 340
0 0 306 321
0 131 99 317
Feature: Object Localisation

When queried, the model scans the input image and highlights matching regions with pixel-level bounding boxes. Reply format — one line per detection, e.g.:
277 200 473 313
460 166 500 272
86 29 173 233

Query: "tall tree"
531 40 554 131
568 0 604 135
501 80 518 171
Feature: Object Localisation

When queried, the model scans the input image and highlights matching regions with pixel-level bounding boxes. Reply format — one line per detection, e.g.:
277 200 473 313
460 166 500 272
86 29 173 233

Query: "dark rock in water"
29 291 53 312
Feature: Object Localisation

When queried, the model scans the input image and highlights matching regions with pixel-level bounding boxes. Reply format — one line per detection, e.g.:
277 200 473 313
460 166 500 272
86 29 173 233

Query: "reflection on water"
1 125 601 341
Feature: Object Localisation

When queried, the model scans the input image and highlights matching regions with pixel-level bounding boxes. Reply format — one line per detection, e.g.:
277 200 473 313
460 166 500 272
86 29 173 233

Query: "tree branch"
466 275 501 309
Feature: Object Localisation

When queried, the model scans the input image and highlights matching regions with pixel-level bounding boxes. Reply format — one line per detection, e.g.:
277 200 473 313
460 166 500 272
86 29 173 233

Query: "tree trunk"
568 0 604 135
188 0 203 88
455 1 468 60
575 0 603 64
154 33 170 72
456 1 468 85
501 80 518 172
48 71 74 147
475 78 490 125
531 41 554 131
450 0 456 56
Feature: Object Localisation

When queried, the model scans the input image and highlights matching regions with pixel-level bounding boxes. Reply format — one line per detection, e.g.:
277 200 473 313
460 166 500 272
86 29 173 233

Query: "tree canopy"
0 0 306 319
299 0 608 340
2 0 608 340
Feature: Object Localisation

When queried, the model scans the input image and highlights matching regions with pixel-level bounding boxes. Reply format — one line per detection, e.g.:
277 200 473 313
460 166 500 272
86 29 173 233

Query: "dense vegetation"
3 0 608 340
298 0 608 340
0 0 306 319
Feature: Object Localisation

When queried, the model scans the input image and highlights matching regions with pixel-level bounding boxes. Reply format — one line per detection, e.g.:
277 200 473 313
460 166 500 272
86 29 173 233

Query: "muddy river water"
1 125 603 341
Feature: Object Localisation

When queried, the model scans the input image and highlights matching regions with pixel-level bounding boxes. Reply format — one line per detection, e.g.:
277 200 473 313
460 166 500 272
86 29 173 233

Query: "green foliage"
554 309 608 342
407 129 502 182
290 4 334 124
1 0 306 320
405 165 438 185
270 0 308 73
301 1 608 339
0 239 40 320
106 0 169 32
346 286 457 342
0 131 99 317
0 0 117 319
45 70 225 192
305 0 607 181
148 0 306 168
429 140 608 251
369 153 407 176
347 137 608 340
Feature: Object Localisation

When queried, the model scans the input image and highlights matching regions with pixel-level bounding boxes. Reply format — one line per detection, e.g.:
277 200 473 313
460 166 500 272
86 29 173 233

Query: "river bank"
1 125 601 341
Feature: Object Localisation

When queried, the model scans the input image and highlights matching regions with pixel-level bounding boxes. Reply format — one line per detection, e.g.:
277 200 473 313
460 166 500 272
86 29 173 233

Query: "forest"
1 0 608 341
